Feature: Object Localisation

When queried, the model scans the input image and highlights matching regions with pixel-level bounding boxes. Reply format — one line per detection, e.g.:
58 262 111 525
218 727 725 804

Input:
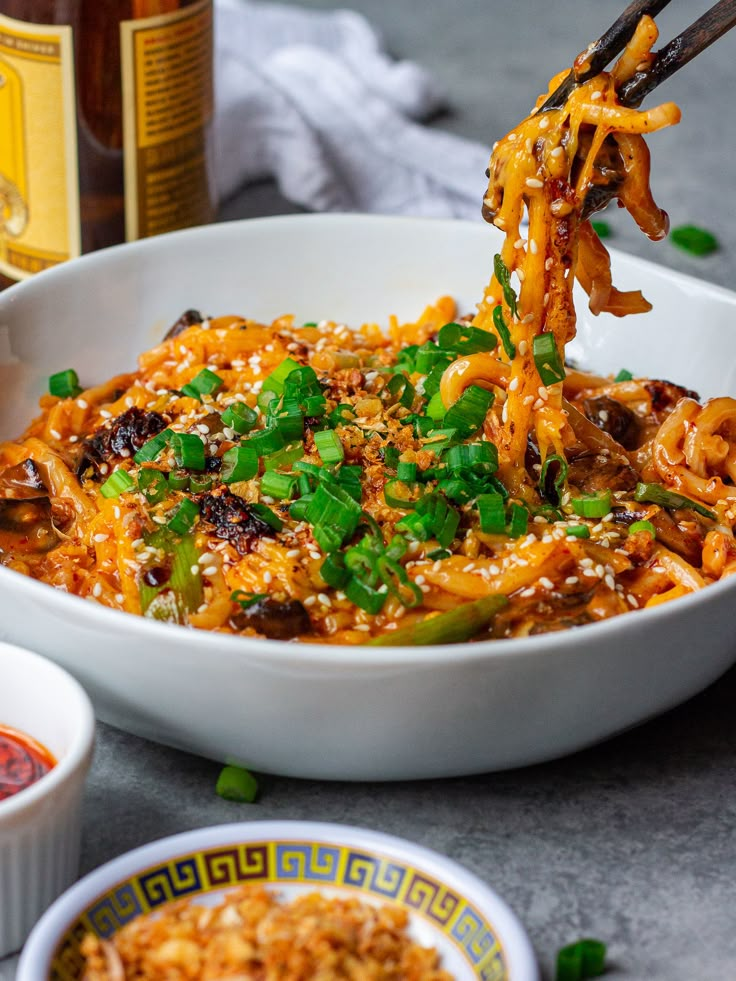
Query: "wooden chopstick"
539 0 674 112
618 0 736 105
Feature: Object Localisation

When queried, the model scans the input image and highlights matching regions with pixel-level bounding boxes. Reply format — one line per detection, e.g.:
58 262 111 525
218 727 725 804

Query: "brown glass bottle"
0 0 215 290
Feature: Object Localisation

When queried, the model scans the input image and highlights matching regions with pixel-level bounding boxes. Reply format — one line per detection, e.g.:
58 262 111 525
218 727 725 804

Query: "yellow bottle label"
0 15 80 282
120 0 214 242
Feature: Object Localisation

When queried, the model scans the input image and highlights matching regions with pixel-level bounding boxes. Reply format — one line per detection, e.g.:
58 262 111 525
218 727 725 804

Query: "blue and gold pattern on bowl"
19 822 538 981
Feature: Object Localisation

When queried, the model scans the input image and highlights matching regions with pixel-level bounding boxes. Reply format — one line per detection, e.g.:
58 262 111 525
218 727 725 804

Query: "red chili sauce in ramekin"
0 723 56 802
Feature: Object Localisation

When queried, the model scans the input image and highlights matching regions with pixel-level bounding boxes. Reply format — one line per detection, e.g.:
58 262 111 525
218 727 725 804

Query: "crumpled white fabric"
213 0 491 219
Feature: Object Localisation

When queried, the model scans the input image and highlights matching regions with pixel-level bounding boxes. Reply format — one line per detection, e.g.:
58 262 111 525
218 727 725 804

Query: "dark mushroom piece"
231 596 312 639
582 394 640 449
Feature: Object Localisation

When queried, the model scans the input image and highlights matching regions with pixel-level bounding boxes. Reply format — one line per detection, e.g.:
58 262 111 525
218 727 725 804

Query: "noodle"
1 14 736 644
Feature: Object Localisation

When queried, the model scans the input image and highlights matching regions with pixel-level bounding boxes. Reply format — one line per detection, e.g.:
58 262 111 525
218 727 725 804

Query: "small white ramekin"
0 641 95 957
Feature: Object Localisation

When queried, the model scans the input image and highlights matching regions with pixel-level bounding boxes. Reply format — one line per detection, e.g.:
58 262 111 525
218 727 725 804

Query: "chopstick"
618 0 736 105
539 0 736 112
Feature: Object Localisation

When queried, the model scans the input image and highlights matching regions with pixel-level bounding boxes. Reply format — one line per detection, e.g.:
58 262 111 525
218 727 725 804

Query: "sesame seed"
190 564 200 575
529 239 538 255
516 269 526 282
420 584 431 594
550 146 564 159
538 117 549 130
317 592 331 607
92 582 103 598
286 549 301 559
203 566 218 576
539 577 554 589
76 399 89 409
93 533 108 543
354 624 371 632
309 551 321 561
99 410 112 419
115 593 124 604
538 386 549 401
520 587 536 598
263 571 273 584
304 595 317 607
113 507 121 519
525 177 543 189
591 90 602 101
605 574 616 589
50 428 62 440
415 575 426 585
508 377 520 392
565 576 579 585
514 238 526 250
627 594 639 607
518 340 529 356
582 569 598 578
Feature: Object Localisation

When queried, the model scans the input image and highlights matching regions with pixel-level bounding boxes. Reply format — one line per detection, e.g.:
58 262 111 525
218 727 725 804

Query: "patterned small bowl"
0 641 94 957
17 820 538 980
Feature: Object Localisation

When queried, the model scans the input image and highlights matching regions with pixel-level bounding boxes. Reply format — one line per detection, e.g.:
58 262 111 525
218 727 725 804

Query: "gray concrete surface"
4 3 736 980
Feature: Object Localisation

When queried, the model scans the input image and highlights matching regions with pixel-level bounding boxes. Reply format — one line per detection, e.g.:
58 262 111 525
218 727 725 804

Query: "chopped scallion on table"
215 764 259 803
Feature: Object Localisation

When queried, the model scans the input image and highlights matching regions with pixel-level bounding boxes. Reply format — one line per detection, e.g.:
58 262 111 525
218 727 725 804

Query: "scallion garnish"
368 594 508 646
49 368 82 399
571 489 612 519
242 426 286 456
271 398 304 441
137 469 168 504
614 368 634 382
167 497 199 535
591 220 612 239
533 333 566 385
314 430 345 465
443 441 499 476
384 478 422 510
397 461 417 482
139 532 203 623
629 519 656 537
134 428 174 464
231 589 268 609
422 358 453 398
426 391 446 421
507 502 529 538
171 432 206 471
100 468 135 499
261 357 301 397
260 470 298 500
328 403 356 428
477 492 506 534
670 224 718 257
539 453 568 506
248 502 284 532
555 938 606 981
415 342 450 374
167 470 190 491
221 445 258 483
564 524 590 539
215 764 258 803
633 481 716 520
306 481 362 552
492 304 516 359
189 473 214 494
262 443 304 472
443 385 495 439
385 373 416 409
180 368 224 401
438 322 497 355
493 253 519 319
221 402 259 434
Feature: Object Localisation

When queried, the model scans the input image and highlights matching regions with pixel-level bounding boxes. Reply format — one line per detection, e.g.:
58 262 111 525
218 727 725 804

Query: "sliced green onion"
189 473 214 494
539 453 568 506
422 427 459 454
167 497 199 535
633 482 715 520
261 357 301 396
134 428 174 464
260 470 298 500
248 502 283 532
591 220 612 239
139 532 202 622
49 368 82 399
221 402 259 434
137 469 169 504
320 553 350 589
305 481 362 552
289 495 312 521
493 254 519 319
314 429 344 465
262 443 303 472
283 364 321 396
507 502 529 538
256 389 279 413
243 426 286 456
329 403 356 428
397 461 417 482
438 322 497 355
533 333 566 386
345 577 387 615
384 479 422 510
215 764 258 803
564 524 590 539
369 594 508 646
415 343 449 374
444 441 498 475
492 304 515 359
426 391 446 421
231 589 268 609
555 938 607 981
337 464 363 503
443 384 495 439
614 368 633 382
386 373 416 409
221 445 258 483
100 468 135 499
437 477 475 504
571 489 612 519
167 470 190 491
427 547 451 560
383 446 400 469
180 368 224 400
272 400 304 441
671 224 718 257
477 492 506 534
422 358 452 398
629 519 656 537
172 432 206 471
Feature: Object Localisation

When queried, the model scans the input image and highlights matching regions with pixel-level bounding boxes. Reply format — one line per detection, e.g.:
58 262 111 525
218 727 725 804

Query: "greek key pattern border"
50 840 507 980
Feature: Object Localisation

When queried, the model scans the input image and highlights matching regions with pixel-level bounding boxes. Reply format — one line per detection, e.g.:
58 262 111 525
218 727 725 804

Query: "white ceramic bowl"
0 214 735 781
17 820 538 981
0 642 94 956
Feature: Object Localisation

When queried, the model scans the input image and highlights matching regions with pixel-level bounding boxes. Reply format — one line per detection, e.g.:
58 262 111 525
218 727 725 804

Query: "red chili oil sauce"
0 723 56 802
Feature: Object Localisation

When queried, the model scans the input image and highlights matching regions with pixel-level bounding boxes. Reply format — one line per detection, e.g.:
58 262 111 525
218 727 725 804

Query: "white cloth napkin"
213 0 491 219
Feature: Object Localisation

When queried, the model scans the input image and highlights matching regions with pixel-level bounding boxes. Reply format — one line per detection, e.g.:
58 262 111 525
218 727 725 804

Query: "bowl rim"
17 819 539 981
1 211 736 666
0 641 95 823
